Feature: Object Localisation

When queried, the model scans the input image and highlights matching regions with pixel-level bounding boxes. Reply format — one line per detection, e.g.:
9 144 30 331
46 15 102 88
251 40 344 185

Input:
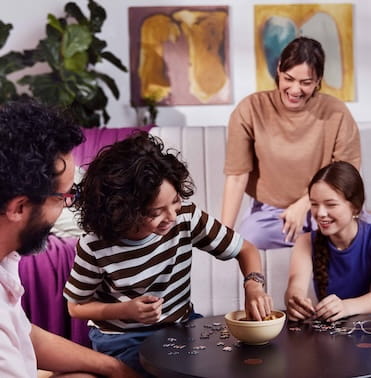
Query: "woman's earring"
352 214 359 219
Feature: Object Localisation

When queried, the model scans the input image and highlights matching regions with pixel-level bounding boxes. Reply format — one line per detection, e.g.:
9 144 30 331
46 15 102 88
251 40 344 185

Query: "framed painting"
129 6 231 106
255 3 354 101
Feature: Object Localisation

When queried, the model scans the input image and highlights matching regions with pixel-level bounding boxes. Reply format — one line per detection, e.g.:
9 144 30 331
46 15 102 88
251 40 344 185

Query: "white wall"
2 0 371 128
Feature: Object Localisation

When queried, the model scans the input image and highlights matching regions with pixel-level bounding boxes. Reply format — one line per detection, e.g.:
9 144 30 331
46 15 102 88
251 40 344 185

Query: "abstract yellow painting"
255 3 354 101
129 6 231 106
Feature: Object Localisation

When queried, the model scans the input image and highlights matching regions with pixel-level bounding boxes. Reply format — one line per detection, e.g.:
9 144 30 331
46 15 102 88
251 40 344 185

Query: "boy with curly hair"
64 131 272 375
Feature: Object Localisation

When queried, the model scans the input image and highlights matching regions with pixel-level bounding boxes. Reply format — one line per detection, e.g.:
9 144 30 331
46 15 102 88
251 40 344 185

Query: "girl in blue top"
285 161 371 322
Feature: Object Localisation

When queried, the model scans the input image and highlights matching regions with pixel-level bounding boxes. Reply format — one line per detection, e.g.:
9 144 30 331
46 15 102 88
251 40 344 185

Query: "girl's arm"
285 233 316 321
316 292 371 322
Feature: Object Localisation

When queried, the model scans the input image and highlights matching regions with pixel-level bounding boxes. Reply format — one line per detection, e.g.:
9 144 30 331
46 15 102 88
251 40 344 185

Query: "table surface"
139 314 371 378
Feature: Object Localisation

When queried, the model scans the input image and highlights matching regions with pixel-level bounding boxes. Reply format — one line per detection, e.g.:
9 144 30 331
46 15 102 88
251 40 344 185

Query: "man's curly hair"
77 131 195 242
0 101 83 212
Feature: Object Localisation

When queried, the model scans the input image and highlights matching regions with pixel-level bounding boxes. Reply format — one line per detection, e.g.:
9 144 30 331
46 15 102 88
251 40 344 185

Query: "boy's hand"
244 281 273 321
125 296 163 324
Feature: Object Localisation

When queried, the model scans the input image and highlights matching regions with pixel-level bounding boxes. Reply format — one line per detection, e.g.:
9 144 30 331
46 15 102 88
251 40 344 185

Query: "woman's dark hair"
309 161 364 300
0 101 83 211
275 37 325 90
77 131 195 242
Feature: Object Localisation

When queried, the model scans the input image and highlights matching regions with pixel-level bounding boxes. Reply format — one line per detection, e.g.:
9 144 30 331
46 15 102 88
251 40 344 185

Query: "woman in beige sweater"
222 37 360 249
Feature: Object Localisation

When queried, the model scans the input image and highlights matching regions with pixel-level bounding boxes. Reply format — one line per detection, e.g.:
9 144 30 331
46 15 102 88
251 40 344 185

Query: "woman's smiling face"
277 62 320 111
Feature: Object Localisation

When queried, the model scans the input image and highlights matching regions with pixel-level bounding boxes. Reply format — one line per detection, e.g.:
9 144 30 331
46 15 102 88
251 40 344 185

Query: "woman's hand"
244 281 273 321
315 294 350 322
123 296 163 324
280 195 310 243
286 295 316 321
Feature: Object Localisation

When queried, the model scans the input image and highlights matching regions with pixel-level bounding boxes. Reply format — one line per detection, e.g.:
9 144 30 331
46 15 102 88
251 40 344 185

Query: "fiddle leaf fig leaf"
65 2 87 24
71 102 101 127
18 73 75 106
94 71 119 98
101 51 127 72
89 36 106 63
0 76 17 102
64 70 98 103
0 21 12 50
84 85 107 109
0 51 28 75
62 24 92 58
22 47 46 65
47 14 64 34
64 51 88 72
38 38 62 69
88 0 106 33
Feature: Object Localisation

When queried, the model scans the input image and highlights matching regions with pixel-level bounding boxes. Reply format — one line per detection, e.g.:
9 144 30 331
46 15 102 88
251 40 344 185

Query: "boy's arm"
31 325 140 378
236 240 273 320
67 296 163 325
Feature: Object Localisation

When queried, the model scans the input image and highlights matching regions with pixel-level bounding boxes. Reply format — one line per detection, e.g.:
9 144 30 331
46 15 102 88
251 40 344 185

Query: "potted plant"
17 0 127 127
0 20 29 103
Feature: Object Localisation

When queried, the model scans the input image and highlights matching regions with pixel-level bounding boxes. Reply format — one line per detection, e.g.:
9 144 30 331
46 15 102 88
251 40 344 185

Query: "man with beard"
0 101 138 378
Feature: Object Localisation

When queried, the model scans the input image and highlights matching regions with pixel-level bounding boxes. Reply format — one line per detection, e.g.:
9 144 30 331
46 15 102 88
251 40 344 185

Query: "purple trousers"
238 200 315 250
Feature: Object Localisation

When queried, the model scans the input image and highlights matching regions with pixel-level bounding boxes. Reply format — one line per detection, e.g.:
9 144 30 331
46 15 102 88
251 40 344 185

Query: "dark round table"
139 314 371 378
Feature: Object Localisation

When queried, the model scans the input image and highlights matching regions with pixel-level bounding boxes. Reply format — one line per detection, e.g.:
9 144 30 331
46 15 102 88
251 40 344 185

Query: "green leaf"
88 0 106 33
64 70 98 103
65 2 87 24
47 14 64 34
64 51 88 72
0 51 28 75
81 85 107 110
39 38 62 70
0 21 12 50
88 37 106 64
18 73 75 106
22 47 46 65
101 51 128 72
70 102 101 127
0 76 17 102
62 24 92 58
94 71 120 98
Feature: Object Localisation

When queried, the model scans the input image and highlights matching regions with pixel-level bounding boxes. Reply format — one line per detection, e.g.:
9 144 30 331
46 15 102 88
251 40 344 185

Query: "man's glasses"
49 183 80 208
330 320 371 335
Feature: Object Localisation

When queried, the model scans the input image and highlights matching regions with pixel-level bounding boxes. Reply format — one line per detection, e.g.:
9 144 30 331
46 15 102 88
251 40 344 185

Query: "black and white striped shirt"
63 202 242 332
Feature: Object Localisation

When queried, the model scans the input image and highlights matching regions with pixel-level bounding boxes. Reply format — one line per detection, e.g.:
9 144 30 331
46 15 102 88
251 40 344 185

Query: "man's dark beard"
17 205 53 256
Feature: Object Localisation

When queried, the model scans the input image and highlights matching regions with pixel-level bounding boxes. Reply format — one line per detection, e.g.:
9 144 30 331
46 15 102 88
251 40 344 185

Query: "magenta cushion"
72 126 153 167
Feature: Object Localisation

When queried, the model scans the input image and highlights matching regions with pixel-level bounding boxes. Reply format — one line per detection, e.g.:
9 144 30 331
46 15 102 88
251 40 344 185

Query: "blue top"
311 221 371 299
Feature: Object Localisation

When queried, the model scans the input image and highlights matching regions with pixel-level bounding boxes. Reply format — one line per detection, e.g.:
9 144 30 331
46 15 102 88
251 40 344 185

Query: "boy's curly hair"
77 131 195 242
0 101 83 211
309 161 364 300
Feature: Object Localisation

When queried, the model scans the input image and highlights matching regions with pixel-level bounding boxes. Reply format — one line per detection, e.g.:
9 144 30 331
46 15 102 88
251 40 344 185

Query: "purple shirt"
312 221 371 299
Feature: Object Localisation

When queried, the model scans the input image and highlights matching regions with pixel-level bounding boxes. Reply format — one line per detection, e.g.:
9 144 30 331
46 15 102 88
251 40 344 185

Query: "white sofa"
151 125 371 315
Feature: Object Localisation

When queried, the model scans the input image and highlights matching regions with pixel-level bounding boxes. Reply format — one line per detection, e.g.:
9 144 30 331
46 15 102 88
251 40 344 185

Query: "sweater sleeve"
332 103 360 170
224 96 255 175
